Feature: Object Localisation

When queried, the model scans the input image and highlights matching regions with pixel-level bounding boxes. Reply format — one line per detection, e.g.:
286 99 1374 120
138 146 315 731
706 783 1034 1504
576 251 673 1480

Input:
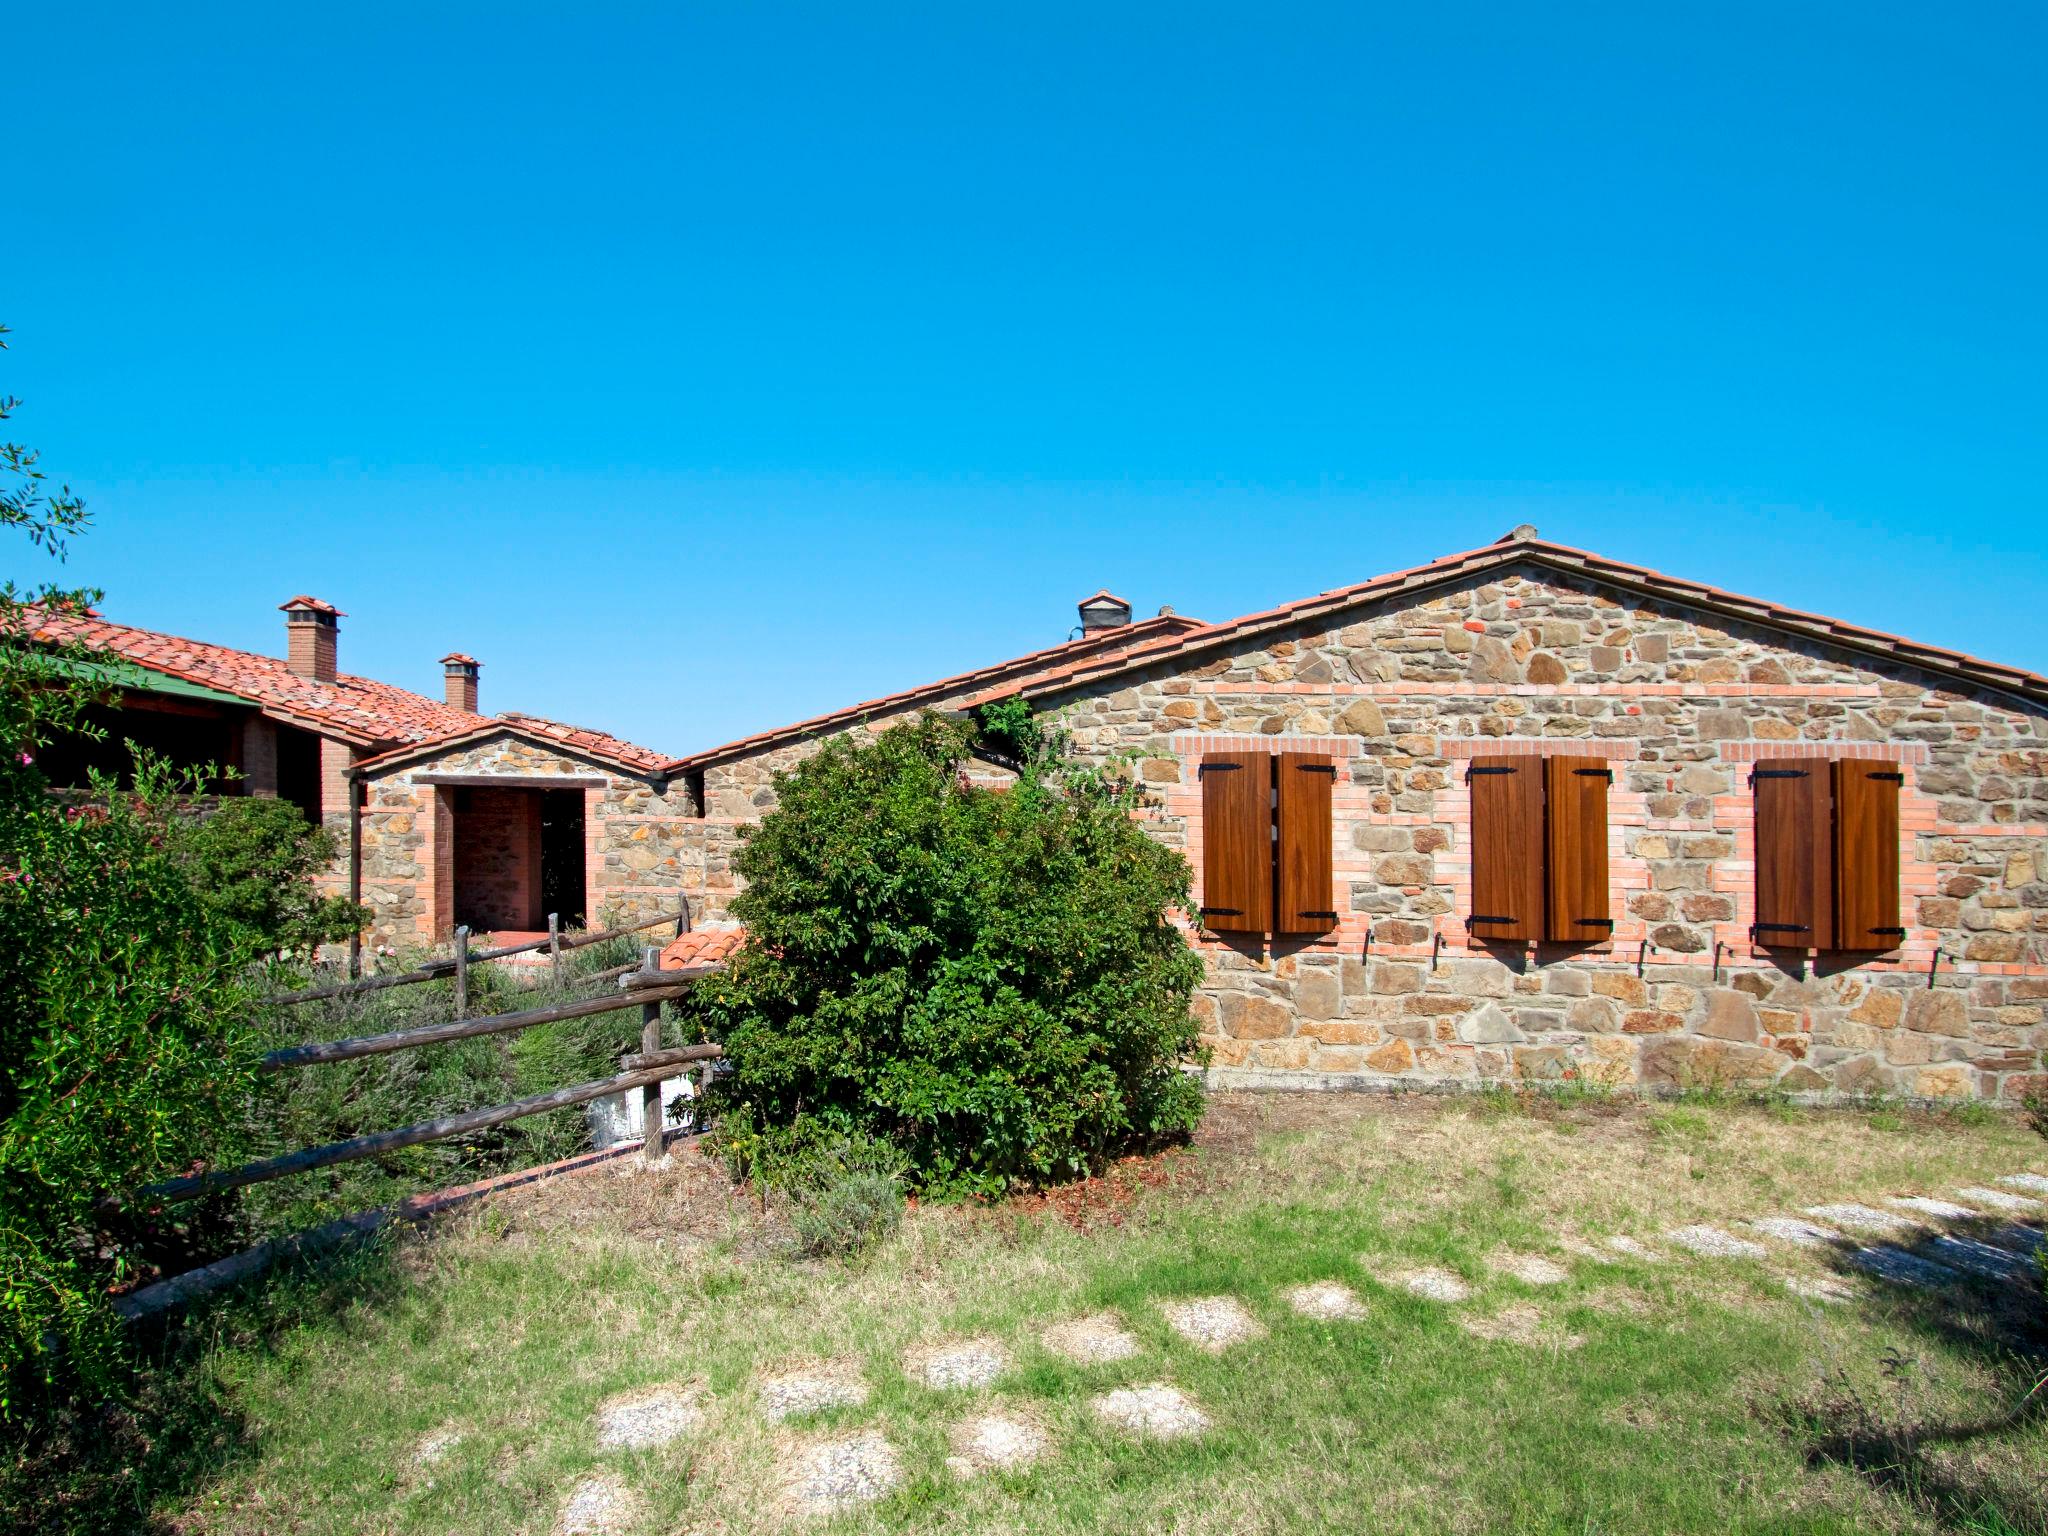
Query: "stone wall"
358 732 697 949
1019 565 2048 1103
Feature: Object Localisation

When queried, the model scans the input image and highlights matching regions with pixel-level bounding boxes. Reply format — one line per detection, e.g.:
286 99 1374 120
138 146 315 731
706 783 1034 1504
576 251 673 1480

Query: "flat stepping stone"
908 1338 1008 1391
1998 1173 2048 1195
1850 1245 1959 1288
1805 1203 1911 1234
1460 1303 1583 1351
412 1428 462 1466
1885 1196 1978 1221
945 1412 1050 1477
1041 1313 1140 1364
559 1473 639 1535
1159 1295 1265 1352
1601 1236 1663 1262
1091 1382 1209 1439
783 1431 903 1515
1927 1235 2035 1282
759 1364 868 1422
1955 1186 2045 1213
1392 1267 1471 1302
1986 1224 2045 1255
1285 1280 1368 1321
1489 1252 1569 1285
595 1382 704 1449
1747 1216 1842 1248
1663 1225 1767 1259
1781 1274 1855 1305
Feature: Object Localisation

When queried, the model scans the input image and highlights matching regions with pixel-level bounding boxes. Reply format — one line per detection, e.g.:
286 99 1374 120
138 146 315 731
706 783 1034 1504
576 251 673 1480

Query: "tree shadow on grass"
2 1235 408 1536
1773 1218 2048 1534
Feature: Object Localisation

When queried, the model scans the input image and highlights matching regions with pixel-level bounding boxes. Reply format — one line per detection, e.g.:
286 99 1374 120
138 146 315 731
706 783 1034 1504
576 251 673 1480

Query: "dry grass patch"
945 1407 1052 1477
758 1361 869 1422
778 1429 904 1517
1158 1294 1265 1352
1090 1383 1210 1440
1041 1312 1140 1364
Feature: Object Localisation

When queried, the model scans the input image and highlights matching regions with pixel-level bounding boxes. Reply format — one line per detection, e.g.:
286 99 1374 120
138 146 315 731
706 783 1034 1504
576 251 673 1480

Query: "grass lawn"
23 1090 2048 1535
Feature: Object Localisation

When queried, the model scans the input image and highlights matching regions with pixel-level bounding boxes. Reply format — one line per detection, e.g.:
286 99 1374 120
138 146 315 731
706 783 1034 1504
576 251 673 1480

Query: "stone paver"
1805 1203 1911 1234
1460 1302 1583 1350
1885 1196 1978 1221
1927 1235 2035 1282
1747 1216 1842 1248
595 1383 704 1450
1393 1267 1471 1302
1491 1252 1570 1286
1987 1224 2046 1256
1042 1313 1141 1364
1285 1280 1368 1321
412 1428 461 1466
1160 1295 1265 1352
1663 1225 1766 1259
784 1431 903 1515
1782 1274 1855 1305
946 1413 1050 1477
560 1473 639 1535
1601 1235 1663 1262
909 1339 1008 1391
759 1365 868 1422
1091 1383 1209 1439
1850 1245 1959 1288
1999 1173 2048 1195
1956 1187 2045 1214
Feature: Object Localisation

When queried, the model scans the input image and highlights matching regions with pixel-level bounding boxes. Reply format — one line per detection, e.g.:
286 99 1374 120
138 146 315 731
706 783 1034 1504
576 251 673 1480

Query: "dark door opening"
540 788 585 929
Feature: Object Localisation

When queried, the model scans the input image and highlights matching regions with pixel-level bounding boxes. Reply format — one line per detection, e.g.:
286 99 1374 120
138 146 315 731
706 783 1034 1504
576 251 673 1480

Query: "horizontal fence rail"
269 905 693 1006
141 1044 725 1206
123 956 727 1219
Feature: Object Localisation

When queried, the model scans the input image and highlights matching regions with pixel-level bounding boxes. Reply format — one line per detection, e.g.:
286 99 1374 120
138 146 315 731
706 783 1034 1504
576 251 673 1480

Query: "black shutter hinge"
1752 922 1810 935
1574 917 1615 927
1573 768 1613 781
1198 762 1240 775
1750 769 1808 783
1297 909 1339 920
1199 906 1242 917
1296 764 1337 776
1468 765 1516 776
1869 926 1907 937
1868 771 1905 783
1468 914 1518 925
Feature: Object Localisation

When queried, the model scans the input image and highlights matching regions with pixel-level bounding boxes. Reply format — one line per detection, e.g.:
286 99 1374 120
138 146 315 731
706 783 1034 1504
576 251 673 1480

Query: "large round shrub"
693 712 1206 1197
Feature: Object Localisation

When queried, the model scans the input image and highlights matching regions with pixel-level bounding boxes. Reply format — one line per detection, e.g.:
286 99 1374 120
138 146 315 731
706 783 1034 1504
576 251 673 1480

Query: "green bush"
165 796 366 958
690 710 1206 1198
0 759 263 1412
790 1171 904 1259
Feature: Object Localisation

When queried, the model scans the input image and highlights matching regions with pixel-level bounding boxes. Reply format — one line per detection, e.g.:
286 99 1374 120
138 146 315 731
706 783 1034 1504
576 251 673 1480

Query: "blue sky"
8 3 2044 755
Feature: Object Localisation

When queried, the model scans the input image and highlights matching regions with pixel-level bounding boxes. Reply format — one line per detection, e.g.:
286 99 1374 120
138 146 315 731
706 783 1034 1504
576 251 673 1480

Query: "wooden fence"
271 903 696 1011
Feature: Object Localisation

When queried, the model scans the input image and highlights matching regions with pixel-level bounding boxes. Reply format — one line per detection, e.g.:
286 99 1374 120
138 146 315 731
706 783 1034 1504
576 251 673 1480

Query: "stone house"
662 529 2047 1104
34 598 692 952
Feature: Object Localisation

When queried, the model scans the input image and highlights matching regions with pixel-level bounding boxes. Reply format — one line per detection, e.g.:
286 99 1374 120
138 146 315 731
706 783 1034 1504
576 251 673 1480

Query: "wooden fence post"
548 912 561 987
675 897 691 938
453 925 469 1020
640 998 663 1164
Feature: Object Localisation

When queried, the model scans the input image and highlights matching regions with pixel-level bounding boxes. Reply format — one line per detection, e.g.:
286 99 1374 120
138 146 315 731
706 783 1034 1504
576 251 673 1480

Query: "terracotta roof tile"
34 610 481 747
659 928 747 968
33 611 674 772
979 533 2048 708
661 610 1208 772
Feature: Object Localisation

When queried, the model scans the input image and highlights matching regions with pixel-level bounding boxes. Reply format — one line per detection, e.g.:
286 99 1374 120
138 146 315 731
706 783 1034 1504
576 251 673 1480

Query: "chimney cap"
1077 588 1133 633
1495 524 1540 544
279 595 346 619
1078 587 1130 609
439 652 481 669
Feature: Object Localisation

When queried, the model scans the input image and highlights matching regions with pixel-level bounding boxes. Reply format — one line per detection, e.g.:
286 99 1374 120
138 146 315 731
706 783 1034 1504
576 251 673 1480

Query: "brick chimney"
440 653 480 713
1077 589 1132 634
280 596 343 683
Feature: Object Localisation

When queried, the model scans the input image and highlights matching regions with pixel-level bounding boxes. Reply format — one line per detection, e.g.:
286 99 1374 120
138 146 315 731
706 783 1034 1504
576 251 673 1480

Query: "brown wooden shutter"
1199 753 1271 933
1832 760 1902 950
1467 756 1542 942
1752 758 1833 950
1543 756 1611 943
1276 752 1337 934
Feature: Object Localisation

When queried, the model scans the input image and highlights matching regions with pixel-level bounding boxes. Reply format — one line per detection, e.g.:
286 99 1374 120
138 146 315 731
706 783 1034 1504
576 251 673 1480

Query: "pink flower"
15 752 30 765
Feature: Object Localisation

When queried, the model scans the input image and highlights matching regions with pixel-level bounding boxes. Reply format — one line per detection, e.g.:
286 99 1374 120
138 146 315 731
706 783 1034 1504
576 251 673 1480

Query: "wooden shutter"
1833 760 1903 950
1467 757 1542 942
1199 753 1271 933
1752 758 1833 950
1276 752 1337 934
1543 756 1612 943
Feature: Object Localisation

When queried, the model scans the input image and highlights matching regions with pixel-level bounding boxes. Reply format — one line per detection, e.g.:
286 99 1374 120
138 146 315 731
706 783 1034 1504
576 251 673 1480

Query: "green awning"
41 652 252 707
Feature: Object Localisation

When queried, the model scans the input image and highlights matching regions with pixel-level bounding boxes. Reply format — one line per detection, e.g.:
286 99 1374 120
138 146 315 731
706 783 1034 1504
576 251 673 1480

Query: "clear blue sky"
9 4 2044 756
